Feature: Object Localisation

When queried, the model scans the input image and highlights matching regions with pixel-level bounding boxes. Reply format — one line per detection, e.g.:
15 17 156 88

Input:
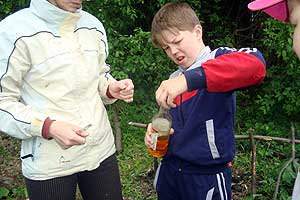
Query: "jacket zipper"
179 94 185 127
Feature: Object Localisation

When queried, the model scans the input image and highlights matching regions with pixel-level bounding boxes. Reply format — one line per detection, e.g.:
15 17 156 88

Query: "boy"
248 0 300 59
144 2 266 199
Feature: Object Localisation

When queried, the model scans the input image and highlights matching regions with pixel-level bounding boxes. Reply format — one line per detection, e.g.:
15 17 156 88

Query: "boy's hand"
144 123 174 149
144 123 154 149
108 79 134 103
156 75 188 109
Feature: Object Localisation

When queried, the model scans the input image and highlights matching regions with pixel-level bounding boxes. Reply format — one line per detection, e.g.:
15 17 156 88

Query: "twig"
236 135 300 143
249 129 257 195
291 122 297 171
112 104 122 152
128 122 148 128
274 158 293 199
273 121 296 200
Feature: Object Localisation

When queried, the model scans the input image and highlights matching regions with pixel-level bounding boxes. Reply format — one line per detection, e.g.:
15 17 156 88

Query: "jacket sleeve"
98 63 118 104
95 21 118 105
184 47 267 92
0 31 47 139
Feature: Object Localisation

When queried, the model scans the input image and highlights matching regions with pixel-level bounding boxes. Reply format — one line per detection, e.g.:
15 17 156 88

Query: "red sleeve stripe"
202 52 266 92
173 90 198 105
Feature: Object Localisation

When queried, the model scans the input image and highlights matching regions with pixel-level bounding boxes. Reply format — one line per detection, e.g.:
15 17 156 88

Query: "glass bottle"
148 106 172 158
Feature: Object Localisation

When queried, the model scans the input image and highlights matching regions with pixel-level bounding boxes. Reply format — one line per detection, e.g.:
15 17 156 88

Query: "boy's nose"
170 46 178 55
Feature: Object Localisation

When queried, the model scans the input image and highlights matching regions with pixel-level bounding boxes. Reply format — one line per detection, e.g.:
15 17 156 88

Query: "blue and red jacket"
164 46 266 174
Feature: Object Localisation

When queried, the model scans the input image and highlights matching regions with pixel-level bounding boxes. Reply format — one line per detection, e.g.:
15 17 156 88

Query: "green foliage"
234 141 300 199
257 19 300 118
0 186 27 200
0 187 9 199
0 0 29 20
0 144 5 155
107 28 175 102
83 0 165 36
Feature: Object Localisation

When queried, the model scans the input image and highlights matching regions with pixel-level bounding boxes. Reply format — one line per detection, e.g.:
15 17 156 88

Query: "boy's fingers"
166 96 176 108
169 128 174 135
145 123 154 147
145 136 153 148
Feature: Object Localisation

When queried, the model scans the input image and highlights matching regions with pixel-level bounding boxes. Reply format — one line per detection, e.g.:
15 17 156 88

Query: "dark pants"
25 154 123 200
156 161 232 200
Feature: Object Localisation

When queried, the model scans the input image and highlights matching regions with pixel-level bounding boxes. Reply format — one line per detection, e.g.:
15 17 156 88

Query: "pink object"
248 0 289 22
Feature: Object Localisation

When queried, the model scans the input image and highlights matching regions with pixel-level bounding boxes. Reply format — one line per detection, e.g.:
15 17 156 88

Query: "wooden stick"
274 122 297 199
274 158 293 199
113 104 122 152
249 129 257 195
235 135 300 144
128 122 148 128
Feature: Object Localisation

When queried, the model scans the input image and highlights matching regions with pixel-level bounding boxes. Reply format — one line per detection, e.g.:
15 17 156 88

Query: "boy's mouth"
177 56 184 64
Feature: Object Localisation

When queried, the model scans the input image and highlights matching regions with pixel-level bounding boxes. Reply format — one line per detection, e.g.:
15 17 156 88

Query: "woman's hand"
48 121 90 149
108 79 134 103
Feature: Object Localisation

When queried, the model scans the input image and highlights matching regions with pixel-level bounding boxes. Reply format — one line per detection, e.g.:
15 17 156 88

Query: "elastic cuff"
106 87 114 99
42 117 55 140
184 67 207 91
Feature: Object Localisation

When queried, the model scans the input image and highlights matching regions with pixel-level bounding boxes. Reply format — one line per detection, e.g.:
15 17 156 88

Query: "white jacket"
0 0 118 180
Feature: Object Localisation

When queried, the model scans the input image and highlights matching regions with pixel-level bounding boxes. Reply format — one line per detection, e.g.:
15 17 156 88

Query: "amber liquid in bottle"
148 135 169 158
148 107 172 158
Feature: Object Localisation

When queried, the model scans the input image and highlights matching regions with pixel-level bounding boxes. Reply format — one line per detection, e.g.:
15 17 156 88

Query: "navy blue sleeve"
184 67 207 92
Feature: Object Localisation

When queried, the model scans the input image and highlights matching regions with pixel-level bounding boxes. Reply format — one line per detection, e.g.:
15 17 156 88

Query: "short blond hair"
151 2 201 47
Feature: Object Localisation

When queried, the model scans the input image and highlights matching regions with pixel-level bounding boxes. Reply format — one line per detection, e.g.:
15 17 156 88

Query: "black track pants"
25 154 123 200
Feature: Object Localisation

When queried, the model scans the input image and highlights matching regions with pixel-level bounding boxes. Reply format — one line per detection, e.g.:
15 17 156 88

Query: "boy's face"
48 0 82 13
160 25 204 69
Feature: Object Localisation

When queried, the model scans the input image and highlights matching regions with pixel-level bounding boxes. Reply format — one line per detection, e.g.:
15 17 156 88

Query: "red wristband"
106 87 114 99
42 117 55 140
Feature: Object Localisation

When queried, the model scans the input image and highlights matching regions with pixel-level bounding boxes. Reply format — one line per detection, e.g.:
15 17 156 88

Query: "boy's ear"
194 24 202 40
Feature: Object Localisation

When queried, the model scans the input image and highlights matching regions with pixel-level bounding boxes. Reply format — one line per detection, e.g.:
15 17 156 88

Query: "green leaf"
0 187 9 198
